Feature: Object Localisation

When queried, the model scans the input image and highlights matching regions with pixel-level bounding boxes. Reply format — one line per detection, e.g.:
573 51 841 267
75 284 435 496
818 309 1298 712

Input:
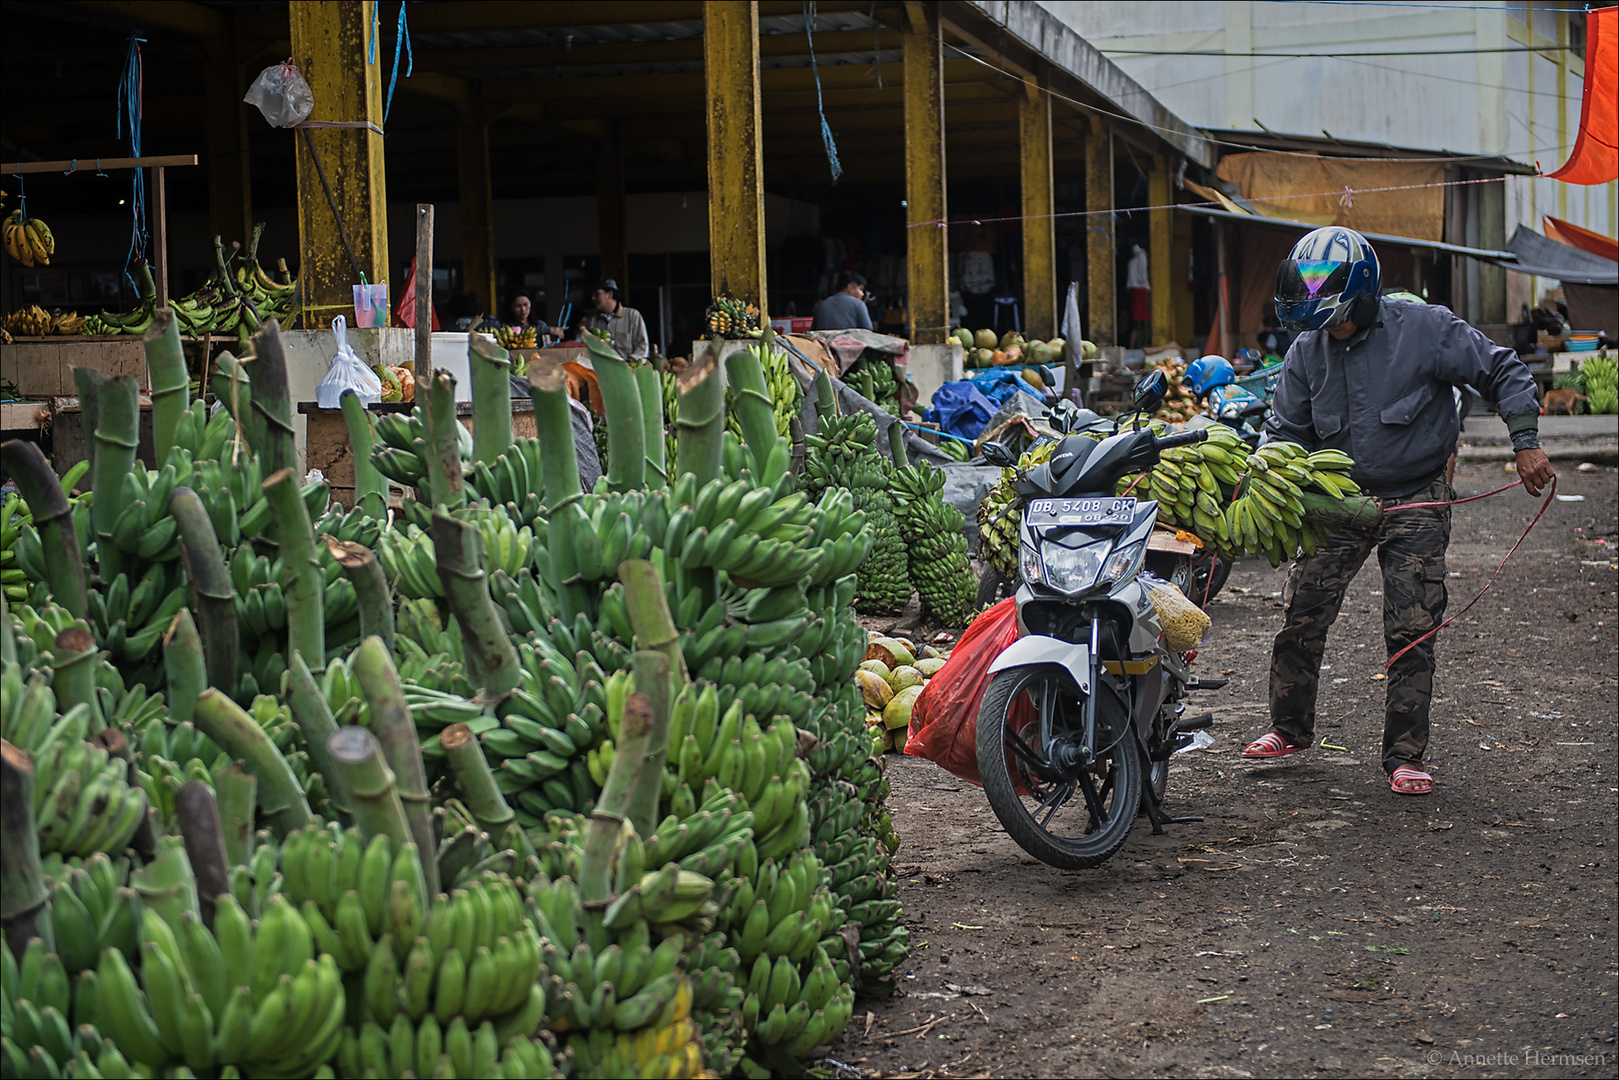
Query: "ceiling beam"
73 0 223 38
403 1 875 34
414 29 902 72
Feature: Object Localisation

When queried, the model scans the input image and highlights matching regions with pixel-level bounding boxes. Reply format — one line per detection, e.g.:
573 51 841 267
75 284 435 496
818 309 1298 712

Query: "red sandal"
1389 765 1433 795
1241 732 1310 759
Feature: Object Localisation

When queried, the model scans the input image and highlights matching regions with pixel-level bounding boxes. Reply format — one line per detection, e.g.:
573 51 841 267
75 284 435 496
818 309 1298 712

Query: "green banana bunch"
35 852 142 974
0 934 114 1080
336 1012 558 1079
1219 442 1371 566
1581 353 1617 413
22 705 149 858
978 440 1056 579
1 460 85 602
802 412 908 611
723 342 800 443
889 462 977 626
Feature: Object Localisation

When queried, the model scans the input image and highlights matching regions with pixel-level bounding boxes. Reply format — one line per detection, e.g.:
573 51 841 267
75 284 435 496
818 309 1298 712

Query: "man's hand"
1515 448 1555 497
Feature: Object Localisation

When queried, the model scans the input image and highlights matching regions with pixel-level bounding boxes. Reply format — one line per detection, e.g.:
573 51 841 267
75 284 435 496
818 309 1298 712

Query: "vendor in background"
504 291 556 343
812 271 873 331
577 278 649 360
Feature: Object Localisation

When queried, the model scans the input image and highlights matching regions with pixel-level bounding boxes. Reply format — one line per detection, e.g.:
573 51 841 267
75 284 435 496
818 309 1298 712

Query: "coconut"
1021 367 1045 390
866 637 915 668
917 644 943 660
954 327 974 350
857 668 895 709
888 665 925 691
1028 341 1054 365
858 659 892 679
973 348 994 368
883 684 925 730
974 328 998 350
1081 339 1099 359
914 657 947 677
998 329 1025 350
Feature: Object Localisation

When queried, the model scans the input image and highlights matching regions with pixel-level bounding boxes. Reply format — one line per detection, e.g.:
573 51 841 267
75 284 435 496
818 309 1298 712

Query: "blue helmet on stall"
1182 354 1236 398
1274 226 1381 332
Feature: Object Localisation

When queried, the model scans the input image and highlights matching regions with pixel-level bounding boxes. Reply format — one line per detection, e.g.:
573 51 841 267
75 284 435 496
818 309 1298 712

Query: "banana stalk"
887 416 909 470
422 370 467 511
579 652 664 905
264 467 325 666
339 391 388 519
440 722 518 838
213 764 256 867
677 341 727 488
247 319 298 476
584 332 646 492
285 652 342 808
90 375 141 582
634 362 667 487
0 594 12 667
326 726 412 854
49 626 103 726
352 636 439 897
528 360 591 619
725 341 783 476
192 688 313 836
0 741 48 958
812 369 836 425
210 351 254 451
468 334 514 467
162 608 206 727
0 440 87 617
169 487 239 693
327 539 393 654
617 559 685 837
173 780 230 929
71 367 110 477
430 512 521 696
128 834 200 930
144 308 189 461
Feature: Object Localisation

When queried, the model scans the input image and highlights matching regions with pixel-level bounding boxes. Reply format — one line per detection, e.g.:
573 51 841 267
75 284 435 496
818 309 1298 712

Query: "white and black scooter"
975 372 1227 870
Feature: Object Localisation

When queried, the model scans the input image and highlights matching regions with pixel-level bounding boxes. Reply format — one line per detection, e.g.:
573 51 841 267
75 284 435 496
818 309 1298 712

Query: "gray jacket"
1265 299 1539 498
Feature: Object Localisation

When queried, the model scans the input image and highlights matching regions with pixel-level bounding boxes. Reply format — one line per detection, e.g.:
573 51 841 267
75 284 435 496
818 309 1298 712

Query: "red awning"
1543 214 1619 264
1547 6 1617 184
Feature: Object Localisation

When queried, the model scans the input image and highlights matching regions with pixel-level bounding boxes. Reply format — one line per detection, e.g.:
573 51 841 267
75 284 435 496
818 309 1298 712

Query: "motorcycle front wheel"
975 665 1144 870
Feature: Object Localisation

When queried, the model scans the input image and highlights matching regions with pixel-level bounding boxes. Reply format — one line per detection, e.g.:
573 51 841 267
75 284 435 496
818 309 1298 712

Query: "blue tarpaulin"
925 380 999 442
965 368 1048 404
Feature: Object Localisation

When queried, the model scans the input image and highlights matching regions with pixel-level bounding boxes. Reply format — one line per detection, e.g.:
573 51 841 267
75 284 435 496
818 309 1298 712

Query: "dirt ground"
836 461 1619 1079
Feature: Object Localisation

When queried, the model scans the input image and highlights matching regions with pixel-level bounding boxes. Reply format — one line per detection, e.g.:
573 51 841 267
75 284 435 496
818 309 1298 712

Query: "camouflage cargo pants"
1269 477 1451 774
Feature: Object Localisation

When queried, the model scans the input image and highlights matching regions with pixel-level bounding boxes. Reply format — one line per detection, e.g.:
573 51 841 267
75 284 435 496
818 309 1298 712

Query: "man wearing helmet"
1242 226 1554 796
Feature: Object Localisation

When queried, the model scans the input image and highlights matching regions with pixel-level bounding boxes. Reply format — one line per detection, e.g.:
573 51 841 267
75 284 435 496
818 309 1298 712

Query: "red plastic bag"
394 256 442 331
904 597 1024 786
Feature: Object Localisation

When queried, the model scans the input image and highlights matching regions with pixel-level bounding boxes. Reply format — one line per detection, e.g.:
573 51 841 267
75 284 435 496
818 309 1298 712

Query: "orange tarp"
1547 6 1617 185
1543 215 1619 264
1215 153 1446 241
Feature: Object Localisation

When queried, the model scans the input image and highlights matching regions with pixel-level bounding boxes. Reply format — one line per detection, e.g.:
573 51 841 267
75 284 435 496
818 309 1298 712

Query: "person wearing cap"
579 278 649 360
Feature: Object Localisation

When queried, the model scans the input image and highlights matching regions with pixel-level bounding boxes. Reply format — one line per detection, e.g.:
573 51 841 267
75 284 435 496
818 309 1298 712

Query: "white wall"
1042 0 1617 306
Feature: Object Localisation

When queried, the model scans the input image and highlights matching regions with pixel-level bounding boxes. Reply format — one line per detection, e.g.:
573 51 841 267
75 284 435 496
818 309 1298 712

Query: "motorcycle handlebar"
1155 427 1210 450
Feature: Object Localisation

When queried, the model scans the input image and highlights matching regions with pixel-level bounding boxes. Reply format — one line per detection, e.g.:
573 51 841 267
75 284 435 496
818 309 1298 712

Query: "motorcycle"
974 371 1227 870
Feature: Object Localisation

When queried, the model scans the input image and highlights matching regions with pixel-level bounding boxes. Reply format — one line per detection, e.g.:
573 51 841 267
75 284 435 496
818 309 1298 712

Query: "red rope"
1382 475 1557 670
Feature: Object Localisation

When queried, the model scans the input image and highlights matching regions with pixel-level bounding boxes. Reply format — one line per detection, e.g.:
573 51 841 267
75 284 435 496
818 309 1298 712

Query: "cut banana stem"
429 513 522 696
439 722 517 837
127 834 198 929
0 740 48 957
352 637 439 897
582 655 664 903
144 309 189 462
677 344 727 489
285 652 343 809
213 764 257 867
528 357 580 506
0 440 87 618
264 468 325 666
339 391 388 519
49 626 102 726
246 319 298 476
162 609 206 728
169 487 239 693
585 333 647 493
327 540 394 653
173 780 230 929
723 344 782 478
422 371 467 512
90 375 141 582
468 334 514 467
633 362 668 488
327 726 413 854
192 689 313 837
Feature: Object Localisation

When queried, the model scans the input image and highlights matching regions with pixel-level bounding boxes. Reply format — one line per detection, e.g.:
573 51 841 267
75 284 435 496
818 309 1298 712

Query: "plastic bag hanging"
315 315 383 408
244 61 315 128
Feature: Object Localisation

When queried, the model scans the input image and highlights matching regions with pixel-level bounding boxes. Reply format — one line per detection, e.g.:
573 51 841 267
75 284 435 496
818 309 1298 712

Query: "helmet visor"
1276 259 1351 305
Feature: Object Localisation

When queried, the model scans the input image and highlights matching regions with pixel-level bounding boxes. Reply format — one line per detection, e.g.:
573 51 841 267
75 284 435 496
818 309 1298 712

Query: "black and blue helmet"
1274 226 1381 332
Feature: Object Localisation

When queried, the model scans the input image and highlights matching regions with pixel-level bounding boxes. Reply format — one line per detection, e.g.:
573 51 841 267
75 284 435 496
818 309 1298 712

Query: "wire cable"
115 34 147 290
805 1 844 184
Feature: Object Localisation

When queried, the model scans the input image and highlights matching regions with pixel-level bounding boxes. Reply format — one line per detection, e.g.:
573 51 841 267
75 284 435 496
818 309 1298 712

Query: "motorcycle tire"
975 665 1144 870
976 567 1011 609
1188 553 1230 610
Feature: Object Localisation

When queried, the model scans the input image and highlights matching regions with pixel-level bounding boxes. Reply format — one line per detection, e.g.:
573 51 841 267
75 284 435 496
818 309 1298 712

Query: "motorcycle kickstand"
1140 773 1204 836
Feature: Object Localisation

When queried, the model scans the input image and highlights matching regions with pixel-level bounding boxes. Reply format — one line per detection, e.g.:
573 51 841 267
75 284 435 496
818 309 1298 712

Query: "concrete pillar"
1085 116 1116 346
1019 82 1056 339
704 1 767 314
1148 155 1174 347
903 1 949 344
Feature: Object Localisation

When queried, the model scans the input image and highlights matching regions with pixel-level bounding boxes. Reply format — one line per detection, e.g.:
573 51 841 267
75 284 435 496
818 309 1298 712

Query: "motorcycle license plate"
1024 497 1136 527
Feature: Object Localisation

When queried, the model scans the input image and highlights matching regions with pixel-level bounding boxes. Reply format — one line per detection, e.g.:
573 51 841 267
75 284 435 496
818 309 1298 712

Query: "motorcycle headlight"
1037 542 1105 596
1020 541 1044 586
1098 538 1148 591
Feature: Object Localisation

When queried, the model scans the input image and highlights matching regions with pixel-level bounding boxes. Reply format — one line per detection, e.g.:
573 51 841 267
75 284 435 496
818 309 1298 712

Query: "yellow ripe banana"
25 221 50 266
29 218 54 258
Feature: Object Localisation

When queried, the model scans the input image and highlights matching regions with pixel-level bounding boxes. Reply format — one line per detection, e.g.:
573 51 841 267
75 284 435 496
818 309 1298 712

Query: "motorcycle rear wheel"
975 665 1144 870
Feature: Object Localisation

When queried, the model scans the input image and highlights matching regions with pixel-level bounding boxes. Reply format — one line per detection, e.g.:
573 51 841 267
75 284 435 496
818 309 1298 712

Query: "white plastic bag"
244 61 314 129
316 316 382 408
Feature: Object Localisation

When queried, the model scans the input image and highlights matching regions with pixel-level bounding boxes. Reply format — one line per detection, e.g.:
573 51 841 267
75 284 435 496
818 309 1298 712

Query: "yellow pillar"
1085 116 1115 346
704 1 767 314
1148 155 1174 347
1019 82 1056 339
903 2 948 344
456 91 496 318
289 1 389 321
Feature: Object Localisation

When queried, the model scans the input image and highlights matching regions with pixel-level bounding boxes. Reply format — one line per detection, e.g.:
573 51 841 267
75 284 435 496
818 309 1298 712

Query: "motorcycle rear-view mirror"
980 441 1016 468
1132 370 1167 416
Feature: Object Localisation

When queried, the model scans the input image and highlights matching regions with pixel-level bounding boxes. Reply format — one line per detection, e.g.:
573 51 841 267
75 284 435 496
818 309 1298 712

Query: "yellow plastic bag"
1140 574 1211 652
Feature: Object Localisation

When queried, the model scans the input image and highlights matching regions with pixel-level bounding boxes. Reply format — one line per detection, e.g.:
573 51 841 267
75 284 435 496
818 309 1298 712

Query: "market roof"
1178 202 1520 262
1497 225 1619 285
1200 127 1541 177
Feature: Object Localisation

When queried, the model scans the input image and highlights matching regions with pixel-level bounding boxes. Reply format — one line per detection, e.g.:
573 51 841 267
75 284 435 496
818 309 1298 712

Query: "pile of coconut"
857 633 951 753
